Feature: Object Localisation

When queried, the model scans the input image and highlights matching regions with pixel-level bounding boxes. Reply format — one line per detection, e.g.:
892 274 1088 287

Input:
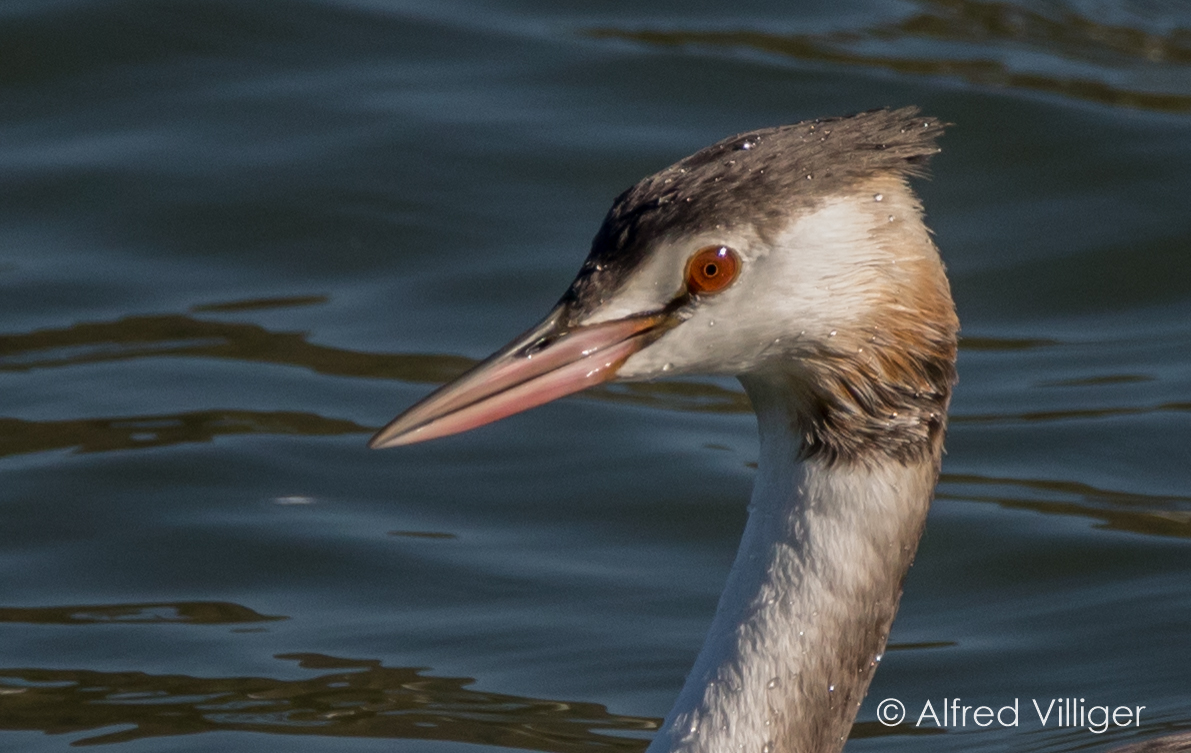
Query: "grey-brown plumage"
566 107 945 316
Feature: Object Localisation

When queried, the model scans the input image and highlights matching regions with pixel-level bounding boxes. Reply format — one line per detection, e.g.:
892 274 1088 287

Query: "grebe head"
370 107 957 461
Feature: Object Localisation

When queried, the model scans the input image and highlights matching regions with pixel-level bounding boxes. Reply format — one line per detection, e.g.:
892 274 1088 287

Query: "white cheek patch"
747 197 899 341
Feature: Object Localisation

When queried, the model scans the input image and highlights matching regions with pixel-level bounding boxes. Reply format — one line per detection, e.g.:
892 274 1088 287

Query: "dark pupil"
703 263 718 277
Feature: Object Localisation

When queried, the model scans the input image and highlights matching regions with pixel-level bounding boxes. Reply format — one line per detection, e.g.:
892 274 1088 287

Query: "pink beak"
369 307 671 448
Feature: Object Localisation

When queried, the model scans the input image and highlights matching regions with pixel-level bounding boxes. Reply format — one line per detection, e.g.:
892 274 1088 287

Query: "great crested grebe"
369 108 1181 753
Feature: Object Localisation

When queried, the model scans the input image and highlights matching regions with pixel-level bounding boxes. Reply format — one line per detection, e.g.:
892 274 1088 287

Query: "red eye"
686 245 740 295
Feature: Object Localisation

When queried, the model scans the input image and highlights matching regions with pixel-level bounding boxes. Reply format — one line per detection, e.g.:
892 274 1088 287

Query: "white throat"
646 374 940 753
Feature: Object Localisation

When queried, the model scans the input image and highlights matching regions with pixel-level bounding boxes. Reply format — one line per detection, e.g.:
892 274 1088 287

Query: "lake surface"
1 1 1189 752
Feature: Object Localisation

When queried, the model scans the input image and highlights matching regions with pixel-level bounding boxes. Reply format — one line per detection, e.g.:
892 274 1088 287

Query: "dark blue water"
2 1 1189 752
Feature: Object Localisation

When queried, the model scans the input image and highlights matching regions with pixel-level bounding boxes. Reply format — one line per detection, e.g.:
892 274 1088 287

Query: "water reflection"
0 410 363 458
953 401 1191 423
191 295 329 313
0 312 471 384
589 0 1191 112
0 652 657 751
939 473 1191 539
0 601 284 625
958 336 1058 351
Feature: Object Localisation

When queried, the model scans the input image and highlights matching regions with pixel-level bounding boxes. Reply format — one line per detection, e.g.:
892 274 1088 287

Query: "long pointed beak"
369 307 672 448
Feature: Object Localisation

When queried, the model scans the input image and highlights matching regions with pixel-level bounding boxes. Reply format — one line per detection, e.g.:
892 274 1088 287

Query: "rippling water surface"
2 1 1189 751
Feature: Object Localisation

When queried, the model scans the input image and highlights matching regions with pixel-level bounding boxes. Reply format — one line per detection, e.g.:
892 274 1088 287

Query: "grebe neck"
646 372 942 753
